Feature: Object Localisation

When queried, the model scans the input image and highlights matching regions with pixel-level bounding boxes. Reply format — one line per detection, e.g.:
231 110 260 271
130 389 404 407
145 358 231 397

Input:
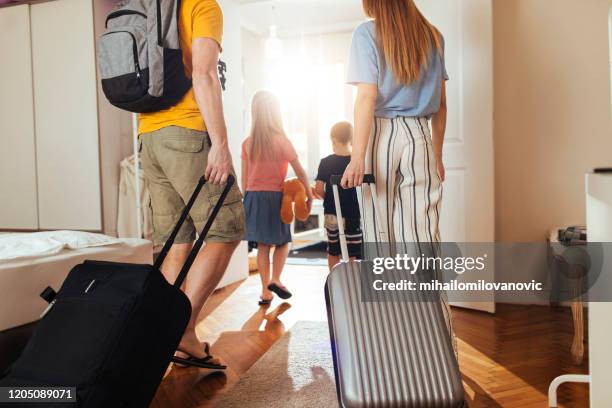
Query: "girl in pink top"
241 91 312 305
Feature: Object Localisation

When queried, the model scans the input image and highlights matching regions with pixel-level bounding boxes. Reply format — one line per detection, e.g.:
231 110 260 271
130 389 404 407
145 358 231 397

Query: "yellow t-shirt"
138 0 223 134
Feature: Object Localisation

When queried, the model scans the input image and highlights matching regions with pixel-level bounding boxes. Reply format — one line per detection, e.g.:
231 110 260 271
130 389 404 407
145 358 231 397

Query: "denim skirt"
244 191 292 246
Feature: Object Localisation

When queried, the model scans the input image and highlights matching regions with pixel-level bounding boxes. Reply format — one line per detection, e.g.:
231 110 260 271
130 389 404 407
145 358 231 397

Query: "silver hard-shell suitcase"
325 175 465 408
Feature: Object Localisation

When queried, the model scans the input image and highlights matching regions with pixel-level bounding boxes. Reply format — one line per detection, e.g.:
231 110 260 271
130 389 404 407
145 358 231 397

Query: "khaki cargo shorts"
139 126 246 245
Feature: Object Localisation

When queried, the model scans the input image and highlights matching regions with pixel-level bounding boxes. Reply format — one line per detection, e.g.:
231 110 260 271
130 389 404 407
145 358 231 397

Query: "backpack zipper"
105 9 147 28
102 30 141 82
156 0 163 46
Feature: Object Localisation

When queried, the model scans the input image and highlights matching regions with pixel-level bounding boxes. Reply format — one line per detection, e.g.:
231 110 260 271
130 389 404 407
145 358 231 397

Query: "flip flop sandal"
267 283 292 299
258 297 272 306
172 343 227 370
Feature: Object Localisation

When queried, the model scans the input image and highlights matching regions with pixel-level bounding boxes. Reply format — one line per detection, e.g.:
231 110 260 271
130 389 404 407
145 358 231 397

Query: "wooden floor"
151 265 589 408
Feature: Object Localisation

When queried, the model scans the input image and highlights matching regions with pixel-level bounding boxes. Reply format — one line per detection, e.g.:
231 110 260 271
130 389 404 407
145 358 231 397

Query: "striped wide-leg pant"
361 116 455 348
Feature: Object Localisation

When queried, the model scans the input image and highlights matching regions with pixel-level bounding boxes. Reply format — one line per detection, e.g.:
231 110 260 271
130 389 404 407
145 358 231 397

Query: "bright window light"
265 25 283 60
262 37 353 176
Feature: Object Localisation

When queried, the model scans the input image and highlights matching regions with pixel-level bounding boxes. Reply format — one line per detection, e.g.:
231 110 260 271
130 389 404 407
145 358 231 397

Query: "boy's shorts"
324 215 363 258
139 126 246 246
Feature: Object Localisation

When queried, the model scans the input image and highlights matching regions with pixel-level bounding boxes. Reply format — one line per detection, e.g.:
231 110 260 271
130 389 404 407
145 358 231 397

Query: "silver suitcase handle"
329 174 387 261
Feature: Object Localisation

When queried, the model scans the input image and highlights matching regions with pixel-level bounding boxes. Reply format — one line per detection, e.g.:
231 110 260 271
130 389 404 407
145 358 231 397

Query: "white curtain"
117 154 153 240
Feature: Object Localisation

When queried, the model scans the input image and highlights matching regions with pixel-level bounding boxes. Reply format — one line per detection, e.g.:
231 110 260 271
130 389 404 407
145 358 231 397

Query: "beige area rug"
214 321 338 407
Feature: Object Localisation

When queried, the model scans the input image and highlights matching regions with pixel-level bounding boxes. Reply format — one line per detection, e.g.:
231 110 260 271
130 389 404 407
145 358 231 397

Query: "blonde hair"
248 90 287 161
330 122 353 146
362 0 442 85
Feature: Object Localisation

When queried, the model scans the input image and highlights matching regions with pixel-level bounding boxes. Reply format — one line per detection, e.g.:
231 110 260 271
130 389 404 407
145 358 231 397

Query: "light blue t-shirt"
347 21 448 119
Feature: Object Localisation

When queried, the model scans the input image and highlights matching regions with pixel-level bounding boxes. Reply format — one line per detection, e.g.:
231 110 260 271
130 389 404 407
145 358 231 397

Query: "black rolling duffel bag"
0 175 236 407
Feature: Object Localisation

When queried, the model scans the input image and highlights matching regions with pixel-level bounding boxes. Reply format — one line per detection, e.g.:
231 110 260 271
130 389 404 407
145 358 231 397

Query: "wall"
242 27 265 122
217 0 249 288
493 0 612 242
219 0 245 173
586 173 612 407
94 0 134 236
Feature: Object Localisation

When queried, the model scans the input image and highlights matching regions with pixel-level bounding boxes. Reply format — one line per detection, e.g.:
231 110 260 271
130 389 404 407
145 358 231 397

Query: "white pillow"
38 230 121 249
0 234 64 260
0 231 121 261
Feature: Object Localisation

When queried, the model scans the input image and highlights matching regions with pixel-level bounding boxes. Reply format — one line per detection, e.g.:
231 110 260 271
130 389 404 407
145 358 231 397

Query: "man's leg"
177 240 239 359
160 243 192 286
139 130 198 289
147 128 245 361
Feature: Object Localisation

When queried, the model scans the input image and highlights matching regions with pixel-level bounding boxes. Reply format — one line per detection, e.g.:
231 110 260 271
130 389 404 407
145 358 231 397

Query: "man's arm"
192 37 232 185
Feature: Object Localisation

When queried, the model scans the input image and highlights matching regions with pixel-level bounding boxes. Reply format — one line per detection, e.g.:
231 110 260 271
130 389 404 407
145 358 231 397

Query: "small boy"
315 122 363 271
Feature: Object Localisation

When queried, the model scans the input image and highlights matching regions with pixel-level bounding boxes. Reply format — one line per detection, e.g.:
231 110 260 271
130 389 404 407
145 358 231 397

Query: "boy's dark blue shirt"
316 154 361 219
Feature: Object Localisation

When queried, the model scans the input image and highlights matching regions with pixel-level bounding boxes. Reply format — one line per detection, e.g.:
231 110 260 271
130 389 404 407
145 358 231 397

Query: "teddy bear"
281 178 310 224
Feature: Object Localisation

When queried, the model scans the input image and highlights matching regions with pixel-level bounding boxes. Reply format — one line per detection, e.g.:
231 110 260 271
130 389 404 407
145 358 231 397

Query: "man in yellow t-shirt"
139 0 245 371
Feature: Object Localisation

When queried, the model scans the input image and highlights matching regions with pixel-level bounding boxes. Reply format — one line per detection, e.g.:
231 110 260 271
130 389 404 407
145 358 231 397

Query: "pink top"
242 136 298 192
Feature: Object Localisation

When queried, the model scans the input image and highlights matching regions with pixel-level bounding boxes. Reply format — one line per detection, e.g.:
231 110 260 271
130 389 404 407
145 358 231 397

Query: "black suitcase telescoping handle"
153 175 236 288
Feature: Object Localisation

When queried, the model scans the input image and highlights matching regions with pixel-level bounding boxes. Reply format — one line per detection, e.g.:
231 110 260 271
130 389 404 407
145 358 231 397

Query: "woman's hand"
436 155 446 182
341 159 365 189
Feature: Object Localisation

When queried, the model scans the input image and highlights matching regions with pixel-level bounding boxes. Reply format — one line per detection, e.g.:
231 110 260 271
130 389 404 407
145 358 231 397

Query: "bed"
0 231 152 332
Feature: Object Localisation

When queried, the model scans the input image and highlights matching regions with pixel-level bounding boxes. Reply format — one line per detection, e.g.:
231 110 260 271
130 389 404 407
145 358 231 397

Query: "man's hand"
341 159 365 189
206 143 233 185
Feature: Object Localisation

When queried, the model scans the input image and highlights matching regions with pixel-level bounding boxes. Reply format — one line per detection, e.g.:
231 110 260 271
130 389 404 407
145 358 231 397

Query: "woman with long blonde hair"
341 0 453 336
242 91 312 305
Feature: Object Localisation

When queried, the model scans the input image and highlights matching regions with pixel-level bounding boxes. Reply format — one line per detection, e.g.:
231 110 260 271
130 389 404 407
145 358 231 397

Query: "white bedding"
0 237 152 331
0 230 121 261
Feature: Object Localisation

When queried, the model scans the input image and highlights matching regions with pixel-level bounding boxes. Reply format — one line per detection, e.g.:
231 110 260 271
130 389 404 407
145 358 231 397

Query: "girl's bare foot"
261 289 274 302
